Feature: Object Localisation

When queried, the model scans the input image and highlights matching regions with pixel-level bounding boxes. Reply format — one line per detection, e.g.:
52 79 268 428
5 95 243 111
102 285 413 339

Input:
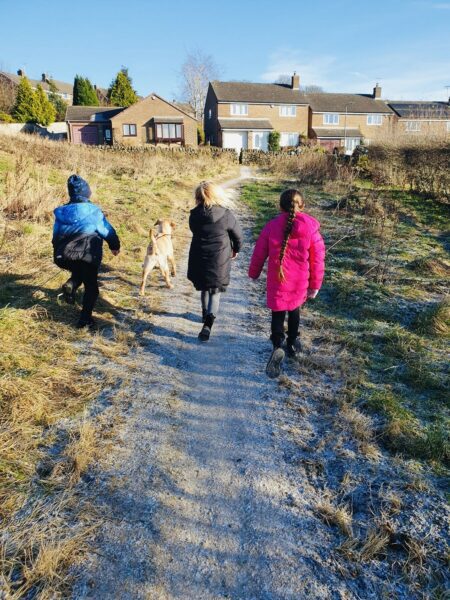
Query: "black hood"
191 204 227 224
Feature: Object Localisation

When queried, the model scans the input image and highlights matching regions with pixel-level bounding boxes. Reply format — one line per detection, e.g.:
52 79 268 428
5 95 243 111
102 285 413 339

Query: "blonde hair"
195 181 227 208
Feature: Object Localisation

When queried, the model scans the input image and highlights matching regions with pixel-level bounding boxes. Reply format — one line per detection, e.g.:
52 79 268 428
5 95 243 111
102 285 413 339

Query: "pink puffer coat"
248 211 325 311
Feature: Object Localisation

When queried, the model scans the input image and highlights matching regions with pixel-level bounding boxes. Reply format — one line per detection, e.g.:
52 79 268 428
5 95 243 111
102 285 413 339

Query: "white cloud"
260 49 337 88
260 47 450 100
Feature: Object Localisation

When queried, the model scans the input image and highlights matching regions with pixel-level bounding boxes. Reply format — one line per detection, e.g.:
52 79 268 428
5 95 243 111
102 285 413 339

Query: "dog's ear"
170 221 176 230
154 219 161 226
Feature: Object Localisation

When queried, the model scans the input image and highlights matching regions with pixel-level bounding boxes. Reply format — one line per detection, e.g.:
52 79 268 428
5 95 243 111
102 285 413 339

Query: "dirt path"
72 172 437 600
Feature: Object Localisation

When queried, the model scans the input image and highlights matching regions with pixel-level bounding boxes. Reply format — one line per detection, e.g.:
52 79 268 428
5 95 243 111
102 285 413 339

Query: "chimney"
373 83 382 99
291 72 300 90
17 68 25 77
41 73 48 82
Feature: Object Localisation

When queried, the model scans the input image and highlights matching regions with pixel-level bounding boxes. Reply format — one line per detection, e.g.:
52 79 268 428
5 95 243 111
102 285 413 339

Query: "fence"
0 122 68 141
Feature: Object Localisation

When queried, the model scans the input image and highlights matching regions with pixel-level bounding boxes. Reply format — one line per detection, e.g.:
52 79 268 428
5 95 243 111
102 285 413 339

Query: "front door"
253 130 269 151
344 137 361 155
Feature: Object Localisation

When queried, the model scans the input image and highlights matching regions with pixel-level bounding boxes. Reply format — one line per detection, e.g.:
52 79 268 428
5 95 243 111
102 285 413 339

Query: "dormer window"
230 103 248 116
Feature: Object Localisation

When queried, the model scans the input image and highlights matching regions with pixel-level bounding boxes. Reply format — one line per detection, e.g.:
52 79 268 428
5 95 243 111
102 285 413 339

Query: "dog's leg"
158 257 174 289
168 255 177 277
139 256 157 296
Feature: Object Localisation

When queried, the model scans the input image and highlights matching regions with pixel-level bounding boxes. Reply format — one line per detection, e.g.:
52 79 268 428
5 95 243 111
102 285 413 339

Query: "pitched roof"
0 71 73 95
387 101 450 119
218 118 273 130
110 92 198 122
312 127 363 138
211 81 308 104
172 101 196 117
305 93 393 114
65 106 124 122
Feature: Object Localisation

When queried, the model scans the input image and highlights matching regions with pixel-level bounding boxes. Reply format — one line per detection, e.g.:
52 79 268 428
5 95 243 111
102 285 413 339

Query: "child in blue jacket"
53 175 120 328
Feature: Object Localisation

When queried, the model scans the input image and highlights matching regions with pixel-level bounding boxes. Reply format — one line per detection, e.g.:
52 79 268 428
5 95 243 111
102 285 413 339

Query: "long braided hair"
278 189 305 282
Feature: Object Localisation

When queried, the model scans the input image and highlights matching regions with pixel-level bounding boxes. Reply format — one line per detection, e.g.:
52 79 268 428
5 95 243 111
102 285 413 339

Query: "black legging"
271 307 300 347
66 261 99 320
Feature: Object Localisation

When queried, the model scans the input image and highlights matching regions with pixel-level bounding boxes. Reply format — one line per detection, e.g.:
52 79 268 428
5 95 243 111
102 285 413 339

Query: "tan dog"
139 219 176 295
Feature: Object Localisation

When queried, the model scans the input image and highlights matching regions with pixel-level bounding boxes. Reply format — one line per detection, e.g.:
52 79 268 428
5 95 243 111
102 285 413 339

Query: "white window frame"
367 114 383 126
323 113 339 125
230 103 248 116
280 132 300 147
279 105 296 117
405 121 421 132
208 109 212 119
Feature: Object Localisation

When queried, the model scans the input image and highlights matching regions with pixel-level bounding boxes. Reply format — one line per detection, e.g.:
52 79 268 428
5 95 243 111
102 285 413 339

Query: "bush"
197 124 205 145
0 111 14 123
268 131 280 152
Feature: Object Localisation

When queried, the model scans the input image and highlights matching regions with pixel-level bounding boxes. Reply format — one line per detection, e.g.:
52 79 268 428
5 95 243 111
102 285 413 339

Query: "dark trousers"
66 261 99 320
271 307 300 348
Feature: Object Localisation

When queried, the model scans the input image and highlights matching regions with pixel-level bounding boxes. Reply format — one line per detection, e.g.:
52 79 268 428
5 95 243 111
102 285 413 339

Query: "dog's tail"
149 228 159 255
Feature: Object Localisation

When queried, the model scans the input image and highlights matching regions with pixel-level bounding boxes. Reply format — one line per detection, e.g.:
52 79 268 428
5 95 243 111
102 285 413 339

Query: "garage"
222 130 248 152
71 124 98 145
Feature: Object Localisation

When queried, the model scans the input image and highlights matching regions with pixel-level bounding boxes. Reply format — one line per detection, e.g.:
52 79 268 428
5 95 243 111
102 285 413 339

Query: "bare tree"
179 50 220 120
0 74 17 114
275 74 324 93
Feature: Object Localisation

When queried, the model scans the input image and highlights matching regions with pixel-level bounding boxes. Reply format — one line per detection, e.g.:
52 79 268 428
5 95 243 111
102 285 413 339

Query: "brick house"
307 85 395 153
0 70 74 104
387 101 450 138
204 74 309 151
205 76 395 153
66 93 198 147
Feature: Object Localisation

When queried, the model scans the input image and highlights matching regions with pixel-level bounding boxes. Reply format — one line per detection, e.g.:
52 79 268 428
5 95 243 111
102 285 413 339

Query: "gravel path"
72 172 446 600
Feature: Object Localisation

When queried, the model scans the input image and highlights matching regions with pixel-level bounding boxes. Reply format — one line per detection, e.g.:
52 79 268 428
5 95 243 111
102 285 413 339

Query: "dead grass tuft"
412 298 450 338
316 495 353 537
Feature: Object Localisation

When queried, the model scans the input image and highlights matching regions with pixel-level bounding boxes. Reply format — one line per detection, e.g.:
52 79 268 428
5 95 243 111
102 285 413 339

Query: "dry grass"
316 495 353 537
412 298 450 338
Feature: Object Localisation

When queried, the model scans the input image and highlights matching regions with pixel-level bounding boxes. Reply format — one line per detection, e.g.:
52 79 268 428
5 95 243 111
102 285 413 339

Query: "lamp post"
344 102 354 154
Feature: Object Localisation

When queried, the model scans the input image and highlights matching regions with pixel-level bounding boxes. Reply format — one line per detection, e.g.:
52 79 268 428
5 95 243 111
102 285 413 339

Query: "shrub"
268 130 280 152
197 124 205 145
0 111 14 123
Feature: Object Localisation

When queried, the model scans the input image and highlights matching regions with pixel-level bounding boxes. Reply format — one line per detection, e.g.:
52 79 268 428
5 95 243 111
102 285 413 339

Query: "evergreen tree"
73 74 99 106
35 84 56 126
48 80 68 121
108 67 138 107
12 76 37 122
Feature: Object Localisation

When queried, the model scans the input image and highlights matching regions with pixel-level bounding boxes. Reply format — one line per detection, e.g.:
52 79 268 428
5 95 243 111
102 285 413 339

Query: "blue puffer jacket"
52 175 120 267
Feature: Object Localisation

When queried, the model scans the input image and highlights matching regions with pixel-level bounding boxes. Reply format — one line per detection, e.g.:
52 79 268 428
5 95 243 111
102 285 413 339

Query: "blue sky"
1 0 449 100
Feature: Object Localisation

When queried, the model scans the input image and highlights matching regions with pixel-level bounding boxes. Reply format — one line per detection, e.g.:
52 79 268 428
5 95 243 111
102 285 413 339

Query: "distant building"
386 101 450 138
65 93 198 147
0 70 74 104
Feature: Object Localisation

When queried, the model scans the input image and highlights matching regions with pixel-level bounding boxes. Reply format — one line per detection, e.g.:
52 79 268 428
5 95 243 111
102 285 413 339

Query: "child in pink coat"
248 189 325 378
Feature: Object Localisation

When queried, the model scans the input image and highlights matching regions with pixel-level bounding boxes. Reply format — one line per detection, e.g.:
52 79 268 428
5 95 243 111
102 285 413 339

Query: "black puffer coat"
187 205 243 291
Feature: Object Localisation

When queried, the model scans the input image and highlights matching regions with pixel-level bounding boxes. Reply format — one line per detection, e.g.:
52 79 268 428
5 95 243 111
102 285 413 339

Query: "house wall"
111 95 198 147
310 111 394 142
217 102 309 139
395 118 450 138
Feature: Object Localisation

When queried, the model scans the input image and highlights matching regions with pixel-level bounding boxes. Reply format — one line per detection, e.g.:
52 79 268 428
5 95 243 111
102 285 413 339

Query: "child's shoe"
62 280 76 304
286 338 302 358
266 347 285 378
76 316 96 330
198 314 215 342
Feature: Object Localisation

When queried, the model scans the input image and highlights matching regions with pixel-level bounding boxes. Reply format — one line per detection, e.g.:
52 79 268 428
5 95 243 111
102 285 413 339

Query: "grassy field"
241 180 449 473
0 133 238 598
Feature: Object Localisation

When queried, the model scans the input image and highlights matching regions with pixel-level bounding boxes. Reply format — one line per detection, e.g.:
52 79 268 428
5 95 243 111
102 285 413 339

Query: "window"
323 113 339 125
155 123 183 141
279 105 296 117
208 109 212 119
367 114 383 125
405 121 421 132
123 123 137 136
280 132 299 147
230 103 248 116
104 129 111 141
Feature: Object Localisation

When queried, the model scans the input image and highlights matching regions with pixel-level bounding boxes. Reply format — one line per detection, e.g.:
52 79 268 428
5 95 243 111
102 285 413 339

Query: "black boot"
62 279 76 304
266 345 285 378
286 337 302 358
76 315 96 330
198 313 215 342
